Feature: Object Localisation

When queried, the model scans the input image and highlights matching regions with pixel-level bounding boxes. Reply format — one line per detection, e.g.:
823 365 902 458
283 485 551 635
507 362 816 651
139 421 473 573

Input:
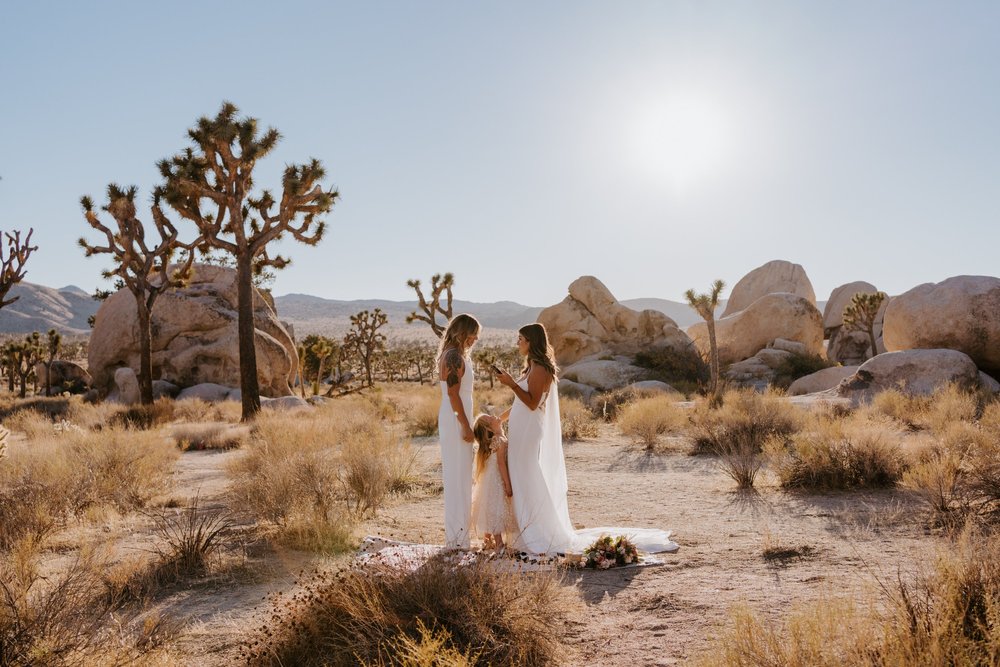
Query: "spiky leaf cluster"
842 291 888 333
406 273 455 337
0 228 38 309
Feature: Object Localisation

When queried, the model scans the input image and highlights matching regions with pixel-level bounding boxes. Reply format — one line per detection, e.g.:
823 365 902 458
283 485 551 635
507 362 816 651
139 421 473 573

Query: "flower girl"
470 414 516 552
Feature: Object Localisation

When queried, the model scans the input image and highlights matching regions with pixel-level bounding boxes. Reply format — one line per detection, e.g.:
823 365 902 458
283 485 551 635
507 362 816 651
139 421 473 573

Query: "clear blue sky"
2 1 998 307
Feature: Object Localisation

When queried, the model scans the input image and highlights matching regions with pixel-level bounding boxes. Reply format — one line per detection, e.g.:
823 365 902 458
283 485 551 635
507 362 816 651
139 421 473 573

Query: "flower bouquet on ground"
581 534 639 569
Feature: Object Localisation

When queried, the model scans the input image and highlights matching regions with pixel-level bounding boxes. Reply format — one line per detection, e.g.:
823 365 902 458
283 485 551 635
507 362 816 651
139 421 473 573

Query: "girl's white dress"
471 435 517 537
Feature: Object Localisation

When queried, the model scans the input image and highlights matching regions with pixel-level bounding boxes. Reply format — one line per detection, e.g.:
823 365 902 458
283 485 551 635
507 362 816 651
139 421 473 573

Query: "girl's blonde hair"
472 413 495 479
436 313 481 379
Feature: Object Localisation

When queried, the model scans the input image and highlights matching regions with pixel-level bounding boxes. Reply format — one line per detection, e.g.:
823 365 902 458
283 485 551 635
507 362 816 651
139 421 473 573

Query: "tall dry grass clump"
560 396 601 442
617 394 686 450
688 389 803 489
229 400 415 552
242 555 567 666
904 420 1000 526
590 385 663 422
698 527 1000 666
767 415 908 491
0 426 178 550
868 384 980 434
401 385 440 437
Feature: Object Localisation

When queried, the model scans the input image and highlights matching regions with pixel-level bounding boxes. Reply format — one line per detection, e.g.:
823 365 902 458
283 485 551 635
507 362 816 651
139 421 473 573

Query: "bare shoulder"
528 362 554 386
442 347 465 387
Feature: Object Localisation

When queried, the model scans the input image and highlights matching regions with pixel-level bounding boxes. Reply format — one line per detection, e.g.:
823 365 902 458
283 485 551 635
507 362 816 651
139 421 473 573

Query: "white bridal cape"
507 379 678 555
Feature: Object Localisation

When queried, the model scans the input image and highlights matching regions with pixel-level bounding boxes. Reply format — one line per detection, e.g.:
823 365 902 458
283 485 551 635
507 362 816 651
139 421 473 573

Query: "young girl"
471 413 516 552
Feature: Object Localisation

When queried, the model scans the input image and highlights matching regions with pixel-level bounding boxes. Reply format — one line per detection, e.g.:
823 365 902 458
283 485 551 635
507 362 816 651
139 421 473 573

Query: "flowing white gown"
438 356 474 549
507 379 678 556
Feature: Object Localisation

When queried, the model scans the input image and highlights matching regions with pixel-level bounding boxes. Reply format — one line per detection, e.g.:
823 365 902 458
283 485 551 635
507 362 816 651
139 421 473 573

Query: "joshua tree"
843 291 888 361
685 279 726 408
309 337 334 395
296 343 308 398
43 328 61 396
344 309 388 388
9 333 42 398
0 229 38 309
79 184 195 405
156 101 338 420
406 273 454 337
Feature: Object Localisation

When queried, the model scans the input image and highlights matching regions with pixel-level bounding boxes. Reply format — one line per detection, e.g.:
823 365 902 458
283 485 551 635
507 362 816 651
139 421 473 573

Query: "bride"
495 323 678 556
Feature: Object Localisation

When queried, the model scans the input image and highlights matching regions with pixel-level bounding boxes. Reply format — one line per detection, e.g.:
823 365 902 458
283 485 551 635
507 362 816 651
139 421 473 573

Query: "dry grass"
591 386 664 422
241 554 567 666
0 426 178 550
229 400 416 552
767 416 908 491
560 396 601 442
868 384 981 434
698 526 1000 666
617 395 686 450
400 385 440 437
169 422 250 451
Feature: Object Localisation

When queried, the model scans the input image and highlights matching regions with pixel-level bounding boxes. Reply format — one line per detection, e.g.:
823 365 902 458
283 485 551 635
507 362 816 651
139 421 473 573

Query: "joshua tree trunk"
707 318 722 407
136 299 155 405
236 255 262 419
867 327 878 361
315 357 326 396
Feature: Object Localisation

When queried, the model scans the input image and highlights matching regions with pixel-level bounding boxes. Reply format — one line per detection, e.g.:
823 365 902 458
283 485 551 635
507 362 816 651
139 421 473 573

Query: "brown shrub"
617 395 686 450
241 554 566 666
560 396 601 442
688 388 803 456
169 422 249 451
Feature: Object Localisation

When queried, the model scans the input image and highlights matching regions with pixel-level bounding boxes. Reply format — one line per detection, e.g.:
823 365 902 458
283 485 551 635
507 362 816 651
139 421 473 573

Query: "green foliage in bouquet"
582 534 639 569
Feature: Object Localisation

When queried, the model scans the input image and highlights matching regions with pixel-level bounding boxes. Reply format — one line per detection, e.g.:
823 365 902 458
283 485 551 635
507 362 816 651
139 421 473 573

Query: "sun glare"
629 94 732 193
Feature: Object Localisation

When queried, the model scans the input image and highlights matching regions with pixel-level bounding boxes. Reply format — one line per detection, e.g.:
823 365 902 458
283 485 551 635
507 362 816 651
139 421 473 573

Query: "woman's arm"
498 406 511 422
498 365 552 411
443 349 474 442
495 440 513 497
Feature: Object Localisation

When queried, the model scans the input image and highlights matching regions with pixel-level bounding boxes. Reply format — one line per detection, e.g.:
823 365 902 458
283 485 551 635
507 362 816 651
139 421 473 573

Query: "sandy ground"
115 419 941 666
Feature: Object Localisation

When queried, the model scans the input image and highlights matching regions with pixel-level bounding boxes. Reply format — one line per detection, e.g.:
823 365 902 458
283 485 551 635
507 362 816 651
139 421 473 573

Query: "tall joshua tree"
685 279 726 408
157 102 338 420
406 273 454 337
344 309 388 389
43 328 61 396
843 291 888 361
0 229 38 309
79 185 195 405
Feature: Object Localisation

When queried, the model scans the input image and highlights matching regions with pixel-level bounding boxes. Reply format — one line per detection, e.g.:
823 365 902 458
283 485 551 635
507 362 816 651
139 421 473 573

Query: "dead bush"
617 395 686 450
560 396 601 442
241 554 566 666
688 388 802 456
591 386 663 422
169 422 249 451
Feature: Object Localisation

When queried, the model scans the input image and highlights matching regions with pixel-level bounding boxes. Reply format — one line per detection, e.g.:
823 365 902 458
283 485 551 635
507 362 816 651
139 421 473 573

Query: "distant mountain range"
0 281 823 340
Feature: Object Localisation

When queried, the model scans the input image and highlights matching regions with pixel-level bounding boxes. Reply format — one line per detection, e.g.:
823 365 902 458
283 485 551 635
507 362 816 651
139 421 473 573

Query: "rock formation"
688 293 824 366
537 276 698 368
835 349 981 404
823 281 878 332
787 365 858 396
882 275 1000 377
89 264 298 398
721 260 816 318
34 360 90 394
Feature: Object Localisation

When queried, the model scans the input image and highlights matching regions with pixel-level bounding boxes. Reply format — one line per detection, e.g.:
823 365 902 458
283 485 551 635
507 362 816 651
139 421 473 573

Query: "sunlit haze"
1 1 998 307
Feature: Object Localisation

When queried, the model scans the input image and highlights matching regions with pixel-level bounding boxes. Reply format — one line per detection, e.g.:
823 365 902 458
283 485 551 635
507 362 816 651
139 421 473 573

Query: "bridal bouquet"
581 535 639 569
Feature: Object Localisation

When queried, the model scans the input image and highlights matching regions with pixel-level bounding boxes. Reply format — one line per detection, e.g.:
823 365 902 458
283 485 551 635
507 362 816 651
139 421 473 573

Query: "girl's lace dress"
471 436 517 537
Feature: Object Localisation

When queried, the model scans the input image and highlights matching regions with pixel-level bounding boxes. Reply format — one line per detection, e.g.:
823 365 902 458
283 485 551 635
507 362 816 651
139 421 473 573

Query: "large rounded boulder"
882 276 1000 377
836 349 981 403
537 276 698 368
89 264 298 397
823 281 879 332
721 260 816 318
688 293 824 366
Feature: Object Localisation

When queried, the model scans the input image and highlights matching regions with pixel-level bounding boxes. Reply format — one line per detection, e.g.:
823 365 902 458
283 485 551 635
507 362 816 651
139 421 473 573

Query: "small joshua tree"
406 273 454 337
0 229 38 310
79 185 195 405
843 291 888 361
685 279 726 408
43 328 61 396
10 333 43 398
309 337 334 396
344 309 388 388
156 101 339 420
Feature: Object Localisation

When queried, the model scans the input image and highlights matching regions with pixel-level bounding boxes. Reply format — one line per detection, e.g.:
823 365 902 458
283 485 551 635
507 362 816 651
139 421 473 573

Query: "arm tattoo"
444 349 464 387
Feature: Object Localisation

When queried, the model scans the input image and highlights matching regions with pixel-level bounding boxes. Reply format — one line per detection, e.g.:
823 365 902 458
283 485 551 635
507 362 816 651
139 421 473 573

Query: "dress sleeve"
491 435 509 454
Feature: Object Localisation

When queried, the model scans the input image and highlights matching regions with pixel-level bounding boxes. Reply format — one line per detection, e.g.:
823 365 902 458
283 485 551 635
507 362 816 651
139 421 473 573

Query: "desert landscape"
3 3 1000 665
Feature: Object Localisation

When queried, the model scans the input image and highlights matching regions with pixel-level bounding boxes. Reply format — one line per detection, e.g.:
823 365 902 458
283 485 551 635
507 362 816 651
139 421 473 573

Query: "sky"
1 1 998 308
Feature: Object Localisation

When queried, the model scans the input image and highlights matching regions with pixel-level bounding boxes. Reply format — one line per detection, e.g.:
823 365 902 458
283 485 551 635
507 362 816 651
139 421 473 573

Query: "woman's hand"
504 483 513 498
495 368 515 388
461 424 474 443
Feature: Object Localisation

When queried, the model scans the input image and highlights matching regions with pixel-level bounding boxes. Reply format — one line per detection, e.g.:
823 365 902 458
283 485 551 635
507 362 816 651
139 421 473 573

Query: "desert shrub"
923 383 980 434
403 386 440 437
106 398 177 430
633 346 707 393
148 498 235 577
772 352 836 390
229 403 415 551
767 417 907 490
0 427 177 550
617 395 686 450
169 422 249 451
241 554 566 666
0 396 73 424
560 396 601 441
980 399 1000 434
698 527 1000 666
688 388 802 456
476 384 511 416
591 386 663 422
870 388 929 428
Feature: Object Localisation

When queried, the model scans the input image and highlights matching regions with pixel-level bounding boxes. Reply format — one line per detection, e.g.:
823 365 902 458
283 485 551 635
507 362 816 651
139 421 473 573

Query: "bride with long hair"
496 323 677 555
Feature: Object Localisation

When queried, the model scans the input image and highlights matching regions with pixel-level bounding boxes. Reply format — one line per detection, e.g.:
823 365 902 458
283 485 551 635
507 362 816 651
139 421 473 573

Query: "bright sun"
629 94 731 193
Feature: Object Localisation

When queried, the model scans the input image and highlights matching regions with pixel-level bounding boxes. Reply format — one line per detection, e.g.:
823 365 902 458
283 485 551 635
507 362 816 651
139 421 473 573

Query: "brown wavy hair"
436 313 481 378
472 414 496 479
519 323 558 379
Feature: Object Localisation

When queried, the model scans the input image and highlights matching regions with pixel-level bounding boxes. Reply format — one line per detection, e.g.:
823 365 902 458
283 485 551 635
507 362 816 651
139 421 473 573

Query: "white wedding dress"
439 355 474 549
507 379 678 556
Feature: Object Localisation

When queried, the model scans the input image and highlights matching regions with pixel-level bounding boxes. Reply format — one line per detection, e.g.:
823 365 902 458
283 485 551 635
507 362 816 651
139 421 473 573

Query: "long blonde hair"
472 413 495 479
436 313 481 377
519 323 558 379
